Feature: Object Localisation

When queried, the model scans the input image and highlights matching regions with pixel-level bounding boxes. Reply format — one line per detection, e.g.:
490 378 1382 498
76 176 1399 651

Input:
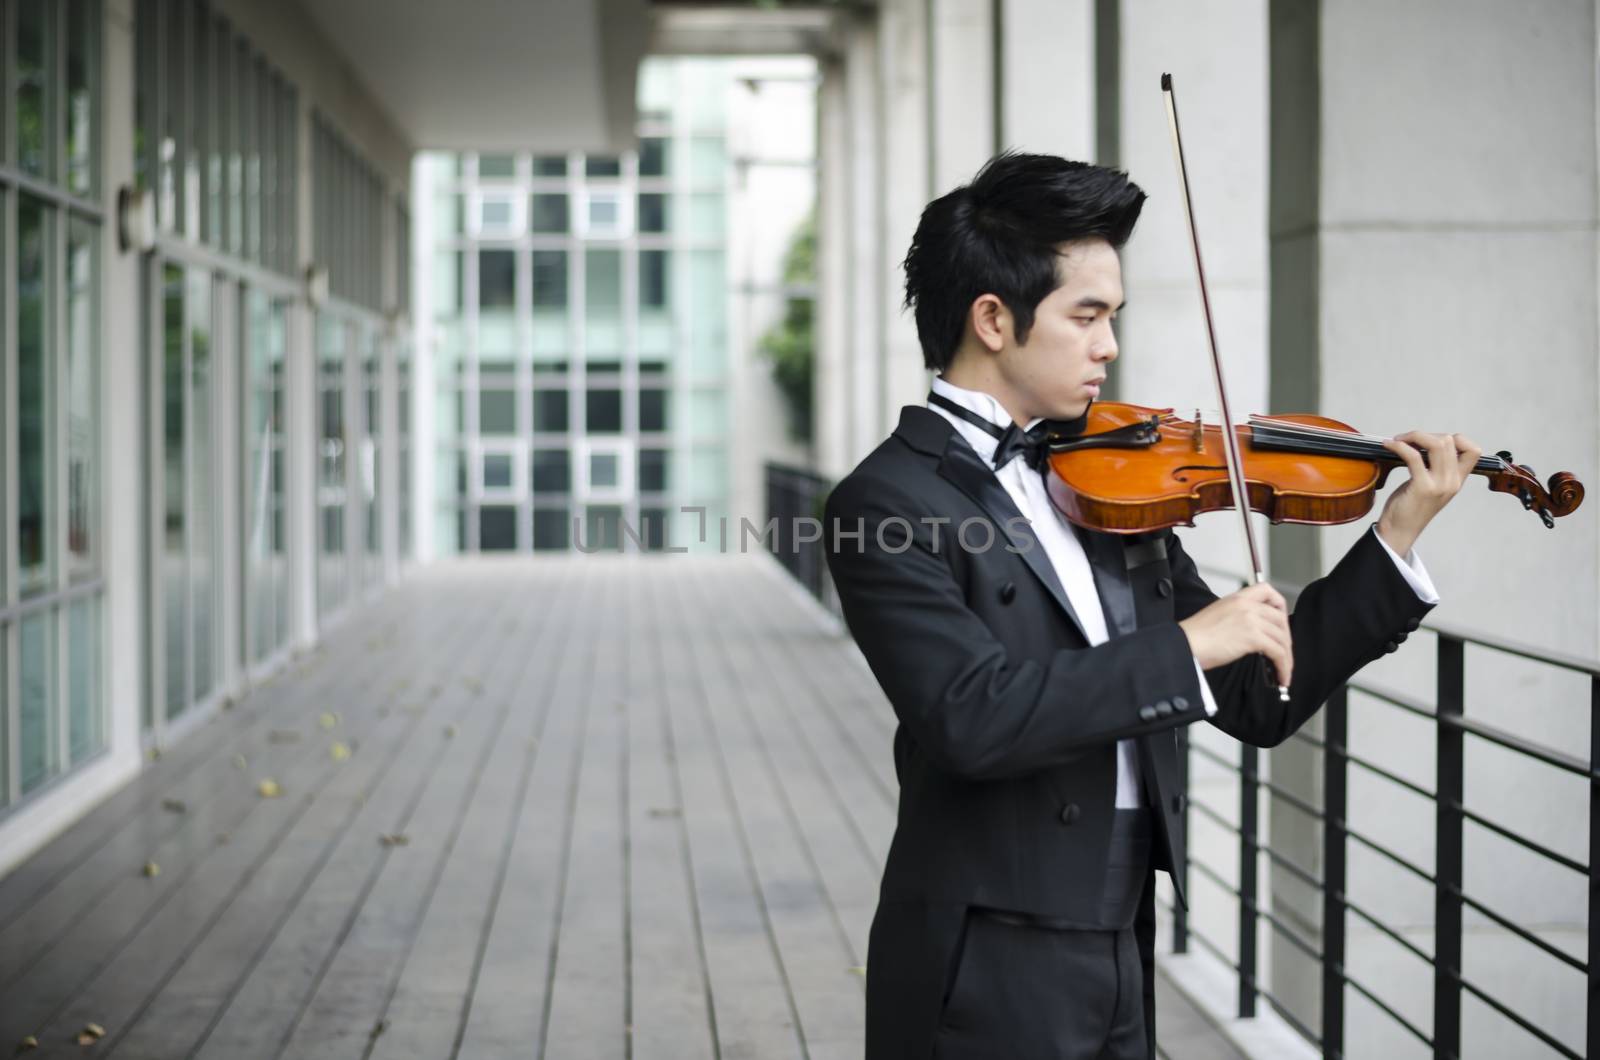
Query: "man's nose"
1096 327 1119 362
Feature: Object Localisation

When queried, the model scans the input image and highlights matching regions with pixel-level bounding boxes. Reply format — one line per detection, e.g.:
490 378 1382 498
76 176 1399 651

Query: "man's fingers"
1383 435 1428 479
1454 433 1483 479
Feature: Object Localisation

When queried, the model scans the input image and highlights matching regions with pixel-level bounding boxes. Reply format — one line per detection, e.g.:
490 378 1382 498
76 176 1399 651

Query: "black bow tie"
928 391 1090 471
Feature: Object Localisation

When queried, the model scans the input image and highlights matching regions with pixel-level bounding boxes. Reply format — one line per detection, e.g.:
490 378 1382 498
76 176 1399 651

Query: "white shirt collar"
927 375 1044 461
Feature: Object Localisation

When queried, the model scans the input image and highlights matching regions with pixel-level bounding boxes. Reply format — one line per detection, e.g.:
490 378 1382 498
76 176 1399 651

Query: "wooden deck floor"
0 555 1243 1059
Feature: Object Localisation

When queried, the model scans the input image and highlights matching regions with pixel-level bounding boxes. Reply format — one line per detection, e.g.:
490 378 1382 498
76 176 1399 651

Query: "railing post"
1174 724 1189 954
1588 674 1599 1060
1323 685 1349 1059
1435 635 1465 1060
1239 743 1259 1018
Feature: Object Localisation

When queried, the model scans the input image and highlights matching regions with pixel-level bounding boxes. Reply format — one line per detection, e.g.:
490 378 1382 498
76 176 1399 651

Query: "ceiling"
296 0 653 151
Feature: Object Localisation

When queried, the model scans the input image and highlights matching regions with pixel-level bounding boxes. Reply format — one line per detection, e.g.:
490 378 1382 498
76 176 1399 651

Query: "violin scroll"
1483 450 1585 529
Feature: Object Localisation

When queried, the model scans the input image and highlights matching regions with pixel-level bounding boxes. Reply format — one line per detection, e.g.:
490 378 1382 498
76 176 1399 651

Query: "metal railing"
1171 573 1598 1059
763 461 833 604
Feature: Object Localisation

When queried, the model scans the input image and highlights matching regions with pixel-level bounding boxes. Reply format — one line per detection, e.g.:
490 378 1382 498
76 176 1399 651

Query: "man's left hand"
1377 430 1483 555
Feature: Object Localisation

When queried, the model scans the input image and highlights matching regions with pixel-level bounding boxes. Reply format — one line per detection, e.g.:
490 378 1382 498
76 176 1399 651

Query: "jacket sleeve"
1167 526 1437 748
823 473 1206 781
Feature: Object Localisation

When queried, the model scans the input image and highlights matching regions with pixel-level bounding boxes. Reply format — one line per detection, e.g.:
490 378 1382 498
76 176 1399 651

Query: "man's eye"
1074 317 1096 326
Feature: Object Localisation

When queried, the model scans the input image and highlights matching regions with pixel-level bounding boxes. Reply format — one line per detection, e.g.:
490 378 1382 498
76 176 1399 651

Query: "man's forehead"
1052 243 1123 302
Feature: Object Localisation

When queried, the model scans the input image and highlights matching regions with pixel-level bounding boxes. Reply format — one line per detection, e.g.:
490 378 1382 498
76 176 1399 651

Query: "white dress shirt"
927 375 1438 808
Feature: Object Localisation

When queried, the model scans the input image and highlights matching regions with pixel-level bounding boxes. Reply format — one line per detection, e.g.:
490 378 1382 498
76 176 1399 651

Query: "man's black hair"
901 151 1146 372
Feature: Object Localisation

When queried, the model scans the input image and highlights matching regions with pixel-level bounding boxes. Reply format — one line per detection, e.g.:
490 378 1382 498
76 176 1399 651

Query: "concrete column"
998 0 1094 159
844 17 882 481
815 56 851 481
1272 3 1598 1055
876 0 933 439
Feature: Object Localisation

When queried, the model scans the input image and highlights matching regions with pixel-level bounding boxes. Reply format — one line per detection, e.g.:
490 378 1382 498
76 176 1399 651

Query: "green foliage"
759 213 815 443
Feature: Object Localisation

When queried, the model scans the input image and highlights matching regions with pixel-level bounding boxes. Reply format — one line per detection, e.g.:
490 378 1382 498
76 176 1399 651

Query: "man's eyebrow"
1074 297 1126 313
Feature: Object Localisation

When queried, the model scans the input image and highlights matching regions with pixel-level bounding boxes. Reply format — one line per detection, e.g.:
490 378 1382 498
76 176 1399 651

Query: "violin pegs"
1496 449 1514 463
1540 509 1556 529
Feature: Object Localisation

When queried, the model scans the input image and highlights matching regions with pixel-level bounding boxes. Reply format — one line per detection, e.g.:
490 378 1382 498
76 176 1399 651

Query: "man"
822 152 1479 1059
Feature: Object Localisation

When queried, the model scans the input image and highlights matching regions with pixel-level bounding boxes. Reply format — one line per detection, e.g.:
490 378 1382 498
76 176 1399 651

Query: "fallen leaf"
161 798 187 814
147 747 162 762
847 965 866 977
81 1024 105 1040
319 713 338 730
379 833 410 848
232 754 248 770
369 1019 389 1040
257 779 282 798
142 862 160 878
329 742 351 762
17 1034 38 1050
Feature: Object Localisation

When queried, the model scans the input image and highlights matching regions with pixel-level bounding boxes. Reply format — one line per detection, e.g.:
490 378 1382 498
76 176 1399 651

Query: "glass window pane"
67 217 98 580
318 315 347 616
68 595 103 764
19 197 51 595
533 389 568 433
584 155 620 178
640 389 668 433
640 507 668 551
20 612 57 794
531 193 568 233
688 249 726 380
532 251 569 360
532 154 567 177
639 137 668 178
479 389 516 435
480 197 513 229
641 249 670 308
17 0 51 179
67 0 95 195
585 250 622 359
639 448 669 493
478 153 515 178
533 507 569 550
590 452 619 489
582 505 623 551
162 264 186 717
689 137 726 184
586 389 622 434
189 271 214 703
482 453 513 490
480 505 517 550
531 449 570 494
434 190 464 238
688 192 725 238
638 193 669 234
479 249 515 309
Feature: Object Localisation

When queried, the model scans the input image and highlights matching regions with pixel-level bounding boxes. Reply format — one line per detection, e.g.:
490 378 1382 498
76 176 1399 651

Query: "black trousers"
932 809 1153 1060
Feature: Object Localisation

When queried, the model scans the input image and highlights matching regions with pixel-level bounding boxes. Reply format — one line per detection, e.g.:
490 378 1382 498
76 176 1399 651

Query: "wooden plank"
679 559 864 1055
0 587 464 1048
624 562 718 1058
540 563 630 1059
100 576 512 1059
649 561 805 1060
187 577 531 1059
451 557 600 1057
364 560 586 1060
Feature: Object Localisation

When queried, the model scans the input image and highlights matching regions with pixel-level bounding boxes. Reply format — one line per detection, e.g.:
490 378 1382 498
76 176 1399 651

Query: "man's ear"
969 294 1010 353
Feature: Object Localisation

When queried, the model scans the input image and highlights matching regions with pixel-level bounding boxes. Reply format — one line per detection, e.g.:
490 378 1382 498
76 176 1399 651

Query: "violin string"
1249 419 1509 472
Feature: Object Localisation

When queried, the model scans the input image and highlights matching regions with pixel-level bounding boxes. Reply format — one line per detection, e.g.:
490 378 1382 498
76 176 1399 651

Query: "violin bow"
1161 72 1291 703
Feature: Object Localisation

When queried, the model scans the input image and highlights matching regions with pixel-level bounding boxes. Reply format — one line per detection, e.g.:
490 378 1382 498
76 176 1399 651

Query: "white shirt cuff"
1193 657 1219 716
1369 523 1440 605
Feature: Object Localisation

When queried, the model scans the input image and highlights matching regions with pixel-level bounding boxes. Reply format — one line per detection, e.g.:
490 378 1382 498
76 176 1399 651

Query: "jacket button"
1156 578 1173 598
1171 794 1187 814
1395 631 1408 643
1155 699 1174 717
1173 696 1190 712
999 581 1017 604
1406 616 1421 631
1138 705 1158 723
1383 640 1399 653
1059 803 1081 825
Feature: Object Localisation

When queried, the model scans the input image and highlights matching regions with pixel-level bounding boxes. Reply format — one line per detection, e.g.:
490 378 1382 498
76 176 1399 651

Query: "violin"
1039 403 1585 535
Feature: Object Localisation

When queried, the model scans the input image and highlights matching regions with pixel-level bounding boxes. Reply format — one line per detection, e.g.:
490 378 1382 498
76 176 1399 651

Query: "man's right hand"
1178 583 1294 689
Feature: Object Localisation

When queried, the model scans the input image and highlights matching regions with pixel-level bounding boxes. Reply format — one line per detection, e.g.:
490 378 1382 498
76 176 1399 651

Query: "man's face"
996 238 1123 421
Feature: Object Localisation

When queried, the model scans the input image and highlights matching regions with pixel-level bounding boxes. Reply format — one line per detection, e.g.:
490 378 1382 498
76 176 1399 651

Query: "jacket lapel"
934 433 1090 643
1074 523 1138 637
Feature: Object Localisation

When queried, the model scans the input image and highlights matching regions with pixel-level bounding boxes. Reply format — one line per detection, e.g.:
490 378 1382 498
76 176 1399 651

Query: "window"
479 389 516 435
641 250 670 307
531 193 568 233
478 153 516 178
578 440 633 500
531 448 571 494
580 189 630 237
639 137 668 177
533 389 569 432
640 390 668 432
533 508 569 550
479 249 515 310
640 448 669 493
474 191 523 235
585 155 621 177
532 250 568 307
638 193 669 234
586 389 622 433
480 506 517 550
473 441 525 501
532 154 567 177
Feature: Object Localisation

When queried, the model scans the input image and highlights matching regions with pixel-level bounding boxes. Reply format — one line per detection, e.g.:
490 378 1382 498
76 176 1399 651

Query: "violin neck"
1248 418 1503 474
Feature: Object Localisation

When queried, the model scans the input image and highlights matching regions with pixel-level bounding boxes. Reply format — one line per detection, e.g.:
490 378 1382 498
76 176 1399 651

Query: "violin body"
1043 402 1583 534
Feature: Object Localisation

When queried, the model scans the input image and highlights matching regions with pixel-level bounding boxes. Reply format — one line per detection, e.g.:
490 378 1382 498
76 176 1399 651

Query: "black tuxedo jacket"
823 405 1433 1060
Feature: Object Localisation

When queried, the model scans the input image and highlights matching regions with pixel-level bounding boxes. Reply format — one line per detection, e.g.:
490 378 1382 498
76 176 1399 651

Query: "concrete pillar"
286 94 318 649
844 18 882 481
815 56 851 481
1272 3 1598 1055
876 0 933 438
997 0 1095 159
